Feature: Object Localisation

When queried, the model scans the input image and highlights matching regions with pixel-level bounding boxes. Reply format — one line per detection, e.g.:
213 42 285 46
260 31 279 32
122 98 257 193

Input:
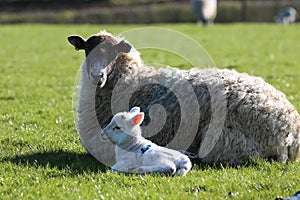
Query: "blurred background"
0 0 298 24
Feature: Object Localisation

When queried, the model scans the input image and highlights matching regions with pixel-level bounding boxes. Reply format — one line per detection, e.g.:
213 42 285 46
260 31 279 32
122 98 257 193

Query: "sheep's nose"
98 72 105 82
91 72 103 80
96 72 107 87
99 72 104 78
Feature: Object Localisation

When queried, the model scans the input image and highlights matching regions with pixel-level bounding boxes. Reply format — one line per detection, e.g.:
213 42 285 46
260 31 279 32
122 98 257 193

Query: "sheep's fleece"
68 30 300 166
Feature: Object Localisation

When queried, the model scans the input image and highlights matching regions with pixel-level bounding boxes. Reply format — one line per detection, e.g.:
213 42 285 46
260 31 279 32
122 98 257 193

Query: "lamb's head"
102 107 144 145
68 30 140 86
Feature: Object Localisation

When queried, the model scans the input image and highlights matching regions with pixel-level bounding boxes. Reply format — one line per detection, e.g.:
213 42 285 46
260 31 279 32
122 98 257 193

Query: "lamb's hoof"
176 168 189 176
154 166 176 176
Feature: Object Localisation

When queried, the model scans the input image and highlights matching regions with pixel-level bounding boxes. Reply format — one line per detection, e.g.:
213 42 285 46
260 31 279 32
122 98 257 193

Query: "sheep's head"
102 107 144 145
68 31 132 86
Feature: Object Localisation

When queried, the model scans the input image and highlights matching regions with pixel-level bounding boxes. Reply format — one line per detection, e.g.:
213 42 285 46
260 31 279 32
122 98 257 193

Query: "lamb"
102 107 192 175
67 30 300 166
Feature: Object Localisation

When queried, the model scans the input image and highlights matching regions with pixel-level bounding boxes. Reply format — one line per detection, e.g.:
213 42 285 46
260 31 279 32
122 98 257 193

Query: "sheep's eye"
99 36 105 42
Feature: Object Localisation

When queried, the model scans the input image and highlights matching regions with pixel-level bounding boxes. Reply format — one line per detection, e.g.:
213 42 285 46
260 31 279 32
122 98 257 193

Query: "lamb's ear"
131 113 144 126
129 107 140 114
67 36 86 51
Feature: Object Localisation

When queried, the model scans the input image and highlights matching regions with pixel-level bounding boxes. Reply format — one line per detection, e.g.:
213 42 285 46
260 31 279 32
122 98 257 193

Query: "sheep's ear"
67 36 86 51
117 41 132 53
131 113 144 126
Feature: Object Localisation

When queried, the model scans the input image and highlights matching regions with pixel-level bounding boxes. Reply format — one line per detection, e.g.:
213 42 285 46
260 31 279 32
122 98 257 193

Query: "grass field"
0 24 299 200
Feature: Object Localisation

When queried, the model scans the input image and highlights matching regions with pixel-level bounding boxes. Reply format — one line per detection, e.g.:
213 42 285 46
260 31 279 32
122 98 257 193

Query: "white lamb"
102 107 192 176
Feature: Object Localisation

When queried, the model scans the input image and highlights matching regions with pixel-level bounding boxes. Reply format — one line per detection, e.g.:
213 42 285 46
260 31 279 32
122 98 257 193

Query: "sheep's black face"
85 36 105 56
68 34 131 86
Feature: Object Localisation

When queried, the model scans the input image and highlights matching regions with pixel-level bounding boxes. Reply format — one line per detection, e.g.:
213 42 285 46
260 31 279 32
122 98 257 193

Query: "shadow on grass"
190 156 262 170
3 150 264 175
3 150 108 174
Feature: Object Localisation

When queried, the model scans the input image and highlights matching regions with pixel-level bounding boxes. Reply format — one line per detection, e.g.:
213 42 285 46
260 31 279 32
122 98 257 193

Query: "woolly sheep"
275 7 297 25
67 30 300 166
102 107 192 175
190 0 217 25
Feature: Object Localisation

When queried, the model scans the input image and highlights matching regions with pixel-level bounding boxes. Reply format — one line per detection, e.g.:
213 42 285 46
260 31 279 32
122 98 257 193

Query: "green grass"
0 24 299 200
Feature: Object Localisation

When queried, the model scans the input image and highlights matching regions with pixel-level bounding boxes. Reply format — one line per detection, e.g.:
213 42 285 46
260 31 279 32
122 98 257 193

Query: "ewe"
102 107 192 175
68 30 300 166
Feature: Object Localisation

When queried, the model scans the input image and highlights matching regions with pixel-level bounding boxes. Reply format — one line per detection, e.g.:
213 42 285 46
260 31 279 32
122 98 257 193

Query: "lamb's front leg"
131 164 177 176
112 160 137 173
176 158 192 176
